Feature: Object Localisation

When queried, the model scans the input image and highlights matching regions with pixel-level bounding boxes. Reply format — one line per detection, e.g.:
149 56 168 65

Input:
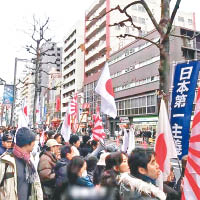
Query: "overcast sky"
0 0 199 95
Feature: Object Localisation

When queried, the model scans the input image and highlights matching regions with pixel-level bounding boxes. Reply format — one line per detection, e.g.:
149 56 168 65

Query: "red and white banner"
95 63 117 119
182 88 200 200
155 99 177 189
92 105 106 141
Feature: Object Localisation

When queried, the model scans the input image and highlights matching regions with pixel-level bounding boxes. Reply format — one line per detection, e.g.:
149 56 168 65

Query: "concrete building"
61 21 85 117
39 43 62 125
84 0 196 114
108 26 200 134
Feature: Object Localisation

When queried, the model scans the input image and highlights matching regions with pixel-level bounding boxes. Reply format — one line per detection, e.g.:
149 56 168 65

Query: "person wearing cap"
0 132 13 155
0 127 43 200
38 138 61 200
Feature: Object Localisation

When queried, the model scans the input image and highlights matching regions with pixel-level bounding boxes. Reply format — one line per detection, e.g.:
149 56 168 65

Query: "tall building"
38 42 62 124
61 21 85 117
108 26 200 134
83 0 195 114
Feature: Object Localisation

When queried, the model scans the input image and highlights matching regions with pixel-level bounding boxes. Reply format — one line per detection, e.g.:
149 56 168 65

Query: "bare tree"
25 16 58 128
89 0 197 102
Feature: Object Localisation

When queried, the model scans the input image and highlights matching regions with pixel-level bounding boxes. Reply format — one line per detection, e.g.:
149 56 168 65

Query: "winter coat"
119 173 166 200
0 152 43 200
55 158 70 187
76 176 94 187
38 151 57 185
38 151 57 200
93 165 105 185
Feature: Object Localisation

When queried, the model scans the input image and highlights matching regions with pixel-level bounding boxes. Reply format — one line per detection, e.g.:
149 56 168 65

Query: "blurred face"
79 161 87 177
24 141 35 153
56 136 62 144
2 141 13 149
74 140 80 148
66 147 75 160
51 145 61 157
116 154 130 173
140 154 160 180
167 168 175 182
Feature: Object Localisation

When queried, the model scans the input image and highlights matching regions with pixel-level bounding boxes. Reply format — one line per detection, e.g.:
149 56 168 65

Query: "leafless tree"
89 0 198 103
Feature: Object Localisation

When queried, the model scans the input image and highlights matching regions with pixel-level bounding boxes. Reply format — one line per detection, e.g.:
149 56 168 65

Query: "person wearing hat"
0 127 43 200
0 132 13 155
38 138 61 200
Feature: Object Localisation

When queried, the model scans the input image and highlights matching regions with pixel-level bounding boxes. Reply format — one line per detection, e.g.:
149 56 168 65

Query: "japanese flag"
95 63 117 119
18 100 29 129
61 106 71 142
155 99 177 189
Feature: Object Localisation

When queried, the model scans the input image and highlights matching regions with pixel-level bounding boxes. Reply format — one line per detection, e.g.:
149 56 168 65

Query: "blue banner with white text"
3 85 14 104
170 61 200 159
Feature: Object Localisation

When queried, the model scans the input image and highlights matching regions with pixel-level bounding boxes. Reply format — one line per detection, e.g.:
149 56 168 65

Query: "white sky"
0 0 199 95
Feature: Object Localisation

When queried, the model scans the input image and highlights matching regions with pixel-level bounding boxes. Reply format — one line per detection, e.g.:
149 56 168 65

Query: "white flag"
127 127 136 155
18 100 29 129
95 63 117 119
61 106 71 142
155 99 177 189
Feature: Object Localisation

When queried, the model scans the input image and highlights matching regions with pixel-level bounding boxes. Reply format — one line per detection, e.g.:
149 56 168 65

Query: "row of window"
111 55 160 79
63 80 75 90
114 76 159 92
116 94 157 116
109 37 159 65
178 16 193 25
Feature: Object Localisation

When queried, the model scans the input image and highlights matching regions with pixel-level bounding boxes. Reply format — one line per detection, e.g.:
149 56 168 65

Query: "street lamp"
10 57 32 126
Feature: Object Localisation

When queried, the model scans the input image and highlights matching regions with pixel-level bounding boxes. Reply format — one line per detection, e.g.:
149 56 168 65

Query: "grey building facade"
108 26 200 134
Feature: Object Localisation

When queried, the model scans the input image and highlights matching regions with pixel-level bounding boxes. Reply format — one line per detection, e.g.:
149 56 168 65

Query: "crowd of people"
0 126 185 200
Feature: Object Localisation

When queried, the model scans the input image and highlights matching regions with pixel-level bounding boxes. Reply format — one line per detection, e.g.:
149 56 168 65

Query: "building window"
188 19 193 25
178 16 184 22
132 16 137 22
138 5 145 12
138 17 145 24
132 5 137 10
116 94 156 116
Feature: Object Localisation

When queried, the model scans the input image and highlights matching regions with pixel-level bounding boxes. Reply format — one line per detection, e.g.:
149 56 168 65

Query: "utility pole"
10 58 18 127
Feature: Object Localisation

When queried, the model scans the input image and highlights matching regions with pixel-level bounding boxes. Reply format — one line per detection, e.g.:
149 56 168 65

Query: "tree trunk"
33 42 40 128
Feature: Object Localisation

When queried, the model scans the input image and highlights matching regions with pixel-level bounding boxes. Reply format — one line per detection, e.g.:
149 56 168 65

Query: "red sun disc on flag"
155 133 167 172
105 79 114 97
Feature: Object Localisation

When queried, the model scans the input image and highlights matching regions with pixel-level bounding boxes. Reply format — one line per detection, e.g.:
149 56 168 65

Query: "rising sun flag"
182 88 200 200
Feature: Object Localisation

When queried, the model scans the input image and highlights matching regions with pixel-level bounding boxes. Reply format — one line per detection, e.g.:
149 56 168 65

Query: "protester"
69 135 80 156
86 156 98 183
119 148 166 200
101 152 130 200
0 127 43 200
54 133 63 144
93 152 110 185
38 138 61 200
175 155 188 193
0 132 13 155
67 156 94 187
55 145 75 187
79 135 92 157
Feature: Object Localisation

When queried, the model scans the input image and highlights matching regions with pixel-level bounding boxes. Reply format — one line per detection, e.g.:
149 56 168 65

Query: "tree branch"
117 33 160 48
166 0 181 36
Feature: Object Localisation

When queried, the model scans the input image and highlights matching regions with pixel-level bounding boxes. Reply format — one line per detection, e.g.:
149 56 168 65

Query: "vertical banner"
3 85 14 104
170 61 200 159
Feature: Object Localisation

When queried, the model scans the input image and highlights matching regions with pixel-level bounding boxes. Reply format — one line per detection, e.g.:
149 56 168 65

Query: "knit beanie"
16 127 36 147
